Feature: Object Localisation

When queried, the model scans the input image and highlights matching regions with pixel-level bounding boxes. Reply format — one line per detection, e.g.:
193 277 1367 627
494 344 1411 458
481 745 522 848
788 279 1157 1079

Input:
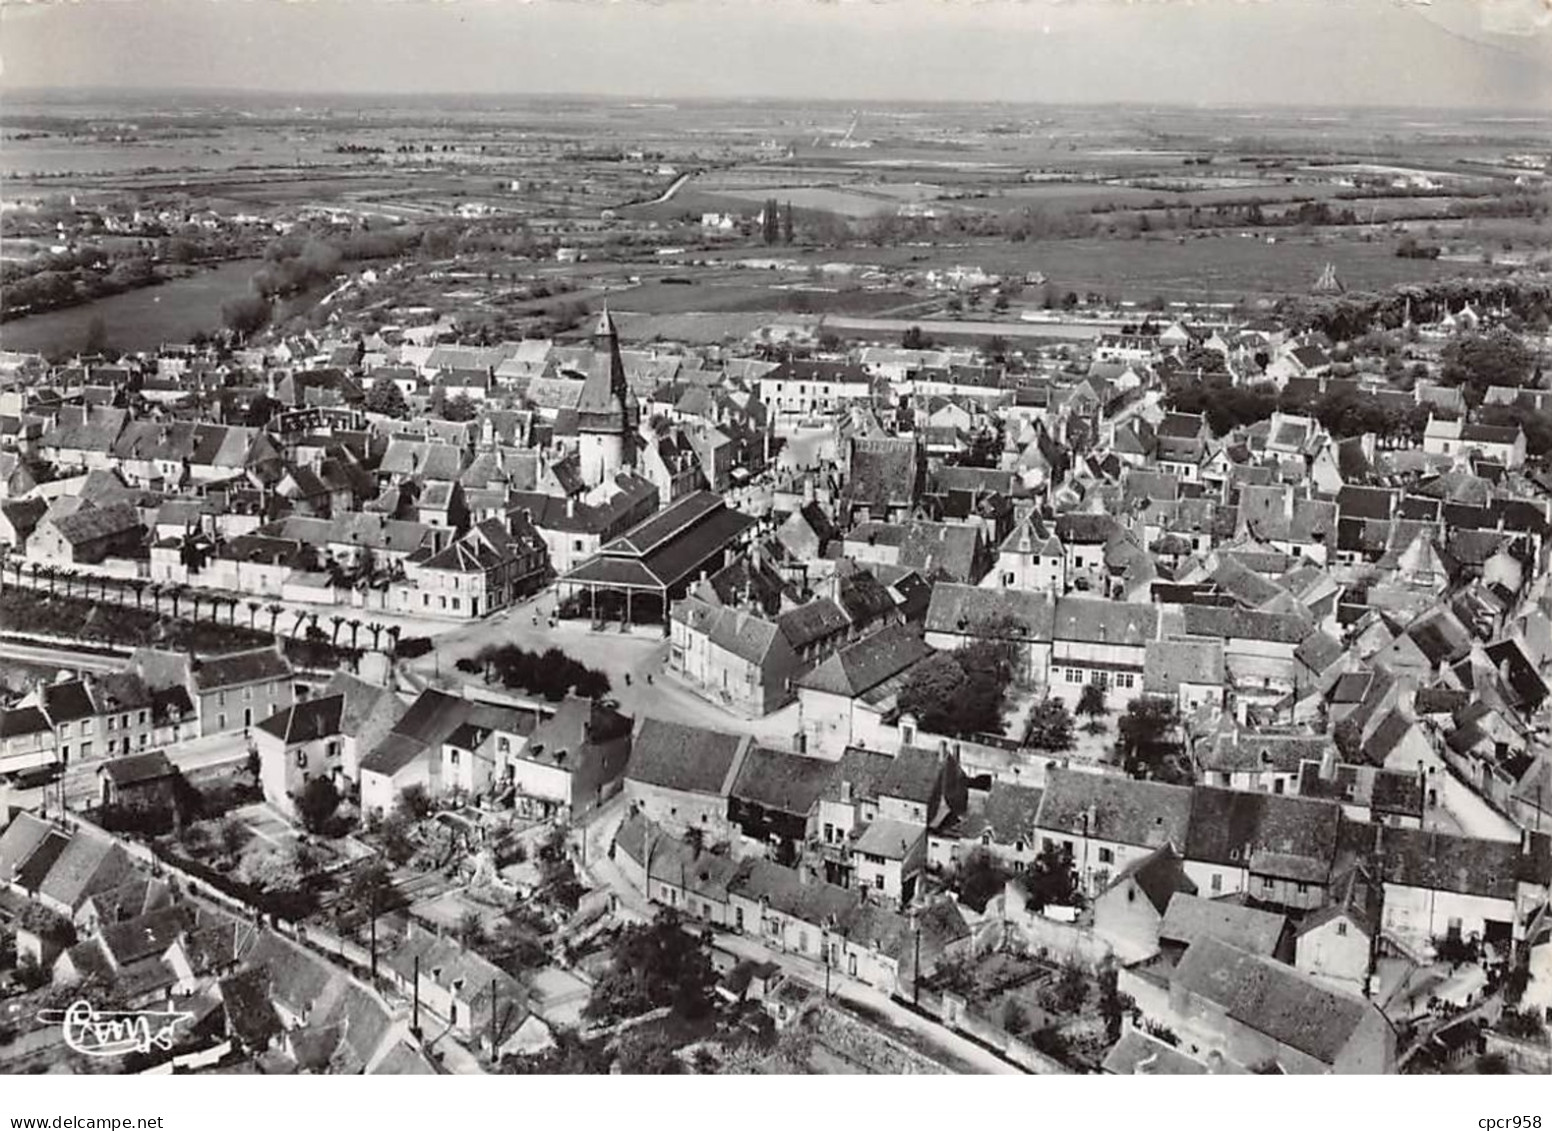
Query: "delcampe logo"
35 1000 194 1058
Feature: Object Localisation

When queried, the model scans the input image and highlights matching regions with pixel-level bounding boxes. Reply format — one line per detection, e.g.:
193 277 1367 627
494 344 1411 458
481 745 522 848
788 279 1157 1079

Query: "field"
804 231 1486 301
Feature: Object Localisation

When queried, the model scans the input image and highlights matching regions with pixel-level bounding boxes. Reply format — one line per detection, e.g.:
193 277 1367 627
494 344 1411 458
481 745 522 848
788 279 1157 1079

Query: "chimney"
566 497 576 519
840 779 853 803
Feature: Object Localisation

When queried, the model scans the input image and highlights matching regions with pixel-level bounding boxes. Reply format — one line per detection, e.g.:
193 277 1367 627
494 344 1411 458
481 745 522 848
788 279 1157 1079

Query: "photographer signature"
36 1000 193 1058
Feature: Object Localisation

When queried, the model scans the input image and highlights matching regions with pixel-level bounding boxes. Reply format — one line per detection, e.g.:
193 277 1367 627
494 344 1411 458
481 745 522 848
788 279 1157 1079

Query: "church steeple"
575 304 638 486
580 305 632 419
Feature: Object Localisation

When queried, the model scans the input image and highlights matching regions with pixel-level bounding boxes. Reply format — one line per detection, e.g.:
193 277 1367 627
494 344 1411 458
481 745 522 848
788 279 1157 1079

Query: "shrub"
396 636 434 659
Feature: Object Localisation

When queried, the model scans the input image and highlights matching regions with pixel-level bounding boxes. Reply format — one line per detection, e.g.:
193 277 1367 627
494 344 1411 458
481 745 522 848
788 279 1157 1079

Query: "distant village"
1 270 1551 1077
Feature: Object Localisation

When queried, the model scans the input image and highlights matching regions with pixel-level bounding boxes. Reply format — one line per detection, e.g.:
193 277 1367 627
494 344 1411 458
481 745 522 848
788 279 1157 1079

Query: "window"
1127 887 1136 904
59 723 70 738
1211 874 1222 893
1098 848 1114 865
1447 917 1463 939
874 875 885 890
243 687 252 702
450 749 460 765
295 749 308 768
218 714 227 730
1336 921 1348 937
106 716 116 732
81 741 93 758
138 734 147 748
497 736 510 753
138 711 147 725
1260 876 1274 893
1296 881 1308 895
218 691 226 707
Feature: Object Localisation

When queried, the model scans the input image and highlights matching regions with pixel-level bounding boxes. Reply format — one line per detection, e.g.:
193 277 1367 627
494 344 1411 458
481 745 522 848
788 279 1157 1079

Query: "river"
0 259 268 356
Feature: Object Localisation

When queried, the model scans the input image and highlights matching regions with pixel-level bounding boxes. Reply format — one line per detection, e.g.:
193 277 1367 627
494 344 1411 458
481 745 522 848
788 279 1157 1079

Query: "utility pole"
412 954 421 1036
369 894 379 985
489 977 498 1057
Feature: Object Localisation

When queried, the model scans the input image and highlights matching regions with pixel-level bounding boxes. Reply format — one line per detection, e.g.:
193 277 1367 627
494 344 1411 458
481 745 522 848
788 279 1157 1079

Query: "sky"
1 0 1550 110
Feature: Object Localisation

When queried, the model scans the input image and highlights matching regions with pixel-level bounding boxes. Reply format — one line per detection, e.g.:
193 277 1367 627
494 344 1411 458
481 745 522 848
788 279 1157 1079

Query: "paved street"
409 590 804 744
0 639 128 674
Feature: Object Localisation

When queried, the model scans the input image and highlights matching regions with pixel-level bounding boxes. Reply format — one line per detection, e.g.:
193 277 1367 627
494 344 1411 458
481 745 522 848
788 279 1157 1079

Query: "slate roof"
1105 844 1196 916
730 747 836 817
1159 894 1286 956
853 818 922 860
1179 604 1310 645
844 437 919 511
257 694 345 745
1171 936 1376 1067
1052 597 1158 647
822 747 897 805
1036 767 1193 851
1144 639 1225 692
0 812 53 886
794 624 931 698
192 649 292 692
626 718 746 797
37 828 136 911
980 781 1045 847
1371 827 1528 901
924 584 1055 642
1103 1030 1208 1075
100 750 177 788
1184 787 1341 883
879 745 943 805
1203 731 1329 774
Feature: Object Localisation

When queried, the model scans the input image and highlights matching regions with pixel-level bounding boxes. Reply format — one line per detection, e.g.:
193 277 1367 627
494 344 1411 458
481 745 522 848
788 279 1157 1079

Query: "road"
574 795 1021 1075
405 590 803 744
820 314 1107 341
0 640 128 674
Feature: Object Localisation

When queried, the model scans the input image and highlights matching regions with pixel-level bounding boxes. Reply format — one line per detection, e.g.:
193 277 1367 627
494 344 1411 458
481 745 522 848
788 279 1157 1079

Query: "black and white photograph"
0 0 1550 1103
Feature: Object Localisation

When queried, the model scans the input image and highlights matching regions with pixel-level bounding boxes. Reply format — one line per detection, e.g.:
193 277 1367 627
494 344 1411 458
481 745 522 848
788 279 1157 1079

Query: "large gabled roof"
793 624 931 698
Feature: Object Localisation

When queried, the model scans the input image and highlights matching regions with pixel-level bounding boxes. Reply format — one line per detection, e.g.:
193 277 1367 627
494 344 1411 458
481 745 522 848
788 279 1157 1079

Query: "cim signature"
36 1000 193 1058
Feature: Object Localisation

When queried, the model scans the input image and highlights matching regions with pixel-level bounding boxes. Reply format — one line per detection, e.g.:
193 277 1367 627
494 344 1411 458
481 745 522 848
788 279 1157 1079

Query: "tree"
1098 960 1131 1044
456 909 486 949
221 292 271 339
346 860 394 913
1024 698 1075 752
901 325 932 351
295 776 340 835
443 392 477 422
378 813 416 865
1076 683 1108 730
1020 840 1079 913
396 783 432 822
956 849 1012 913
1116 696 1186 782
365 373 410 418
896 652 972 735
218 817 248 860
1439 329 1535 407
583 908 716 1023
1039 960 1088 1015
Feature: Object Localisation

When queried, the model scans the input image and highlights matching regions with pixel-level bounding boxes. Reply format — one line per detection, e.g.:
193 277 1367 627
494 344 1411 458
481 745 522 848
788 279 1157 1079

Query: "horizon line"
3 84 1551 118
